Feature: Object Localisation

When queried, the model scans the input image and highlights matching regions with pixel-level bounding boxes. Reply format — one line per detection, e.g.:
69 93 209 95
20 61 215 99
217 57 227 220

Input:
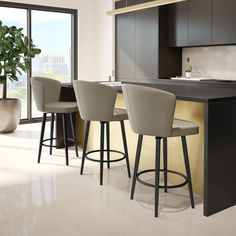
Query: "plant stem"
3 80 7 99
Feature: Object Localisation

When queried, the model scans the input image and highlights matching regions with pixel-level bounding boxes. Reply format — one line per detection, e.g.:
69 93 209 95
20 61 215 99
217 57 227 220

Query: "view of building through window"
0 5 75 120
31 10 72 117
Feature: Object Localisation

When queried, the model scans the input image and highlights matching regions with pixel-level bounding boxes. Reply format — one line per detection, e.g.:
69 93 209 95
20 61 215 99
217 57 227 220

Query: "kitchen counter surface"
65 79 236 103
117 79 236 103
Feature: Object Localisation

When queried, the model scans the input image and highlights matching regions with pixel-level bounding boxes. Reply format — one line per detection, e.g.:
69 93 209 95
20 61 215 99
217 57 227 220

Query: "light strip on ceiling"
107 0 186 16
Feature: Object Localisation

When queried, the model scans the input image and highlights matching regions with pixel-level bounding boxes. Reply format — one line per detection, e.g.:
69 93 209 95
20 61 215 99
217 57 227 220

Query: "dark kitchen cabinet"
116 7 158 81
115 0 147 80
188 0 211 46
115 0 126 8
116 6 182 81
168 1 188 47
116 12 136 80
115 0 137 8
212 0 236 45
168 0 212 47
135 7 158 80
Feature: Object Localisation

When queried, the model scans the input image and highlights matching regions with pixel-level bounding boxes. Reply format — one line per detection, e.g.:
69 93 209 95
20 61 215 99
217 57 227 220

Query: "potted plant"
0 20 41 133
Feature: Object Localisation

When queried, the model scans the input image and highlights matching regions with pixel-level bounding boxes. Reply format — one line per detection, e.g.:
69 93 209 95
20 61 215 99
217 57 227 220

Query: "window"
31 11 72 118
0 2 78 121
31 11 72 82
0 7 27 119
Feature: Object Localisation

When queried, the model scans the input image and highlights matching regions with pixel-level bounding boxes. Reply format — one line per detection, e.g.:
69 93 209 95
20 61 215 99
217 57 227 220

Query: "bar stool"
122 84 199 217
73 80 131 185
31 77 79 165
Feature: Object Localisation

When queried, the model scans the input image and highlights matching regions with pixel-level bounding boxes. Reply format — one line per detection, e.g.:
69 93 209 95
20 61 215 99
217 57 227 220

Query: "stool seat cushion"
171 119 199 137
45 102 78 113
112 108 128 121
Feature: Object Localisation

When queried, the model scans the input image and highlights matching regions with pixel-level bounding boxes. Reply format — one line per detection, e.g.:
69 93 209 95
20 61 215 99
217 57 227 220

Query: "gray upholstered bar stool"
73 80 131 185
122 84 199 217
31 77 78 165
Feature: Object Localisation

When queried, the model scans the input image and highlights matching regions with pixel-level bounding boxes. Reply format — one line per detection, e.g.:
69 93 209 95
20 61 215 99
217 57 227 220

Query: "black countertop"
118 79 236 103
64 79 236 103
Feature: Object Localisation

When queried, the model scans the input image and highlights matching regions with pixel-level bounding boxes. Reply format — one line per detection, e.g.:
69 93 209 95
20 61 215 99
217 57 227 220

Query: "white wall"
0 0 113 81
93 0 114 81
183 46 236 80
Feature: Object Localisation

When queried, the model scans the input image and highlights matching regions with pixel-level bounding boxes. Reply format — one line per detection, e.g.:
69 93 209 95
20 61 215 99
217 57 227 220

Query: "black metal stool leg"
62 113 69 166
50 113 55 155
106 122 110 169
181 136 195 209
38 113 47 163
100 122 105 185
155 137 162 217
80 121 90 175
120 120 131 178
70 113 79 157
163 138 168 193
130 135 143 199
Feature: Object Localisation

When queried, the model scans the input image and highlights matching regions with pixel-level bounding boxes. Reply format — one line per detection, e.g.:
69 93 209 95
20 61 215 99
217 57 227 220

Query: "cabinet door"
135 7 158 80
188 0 211 46
212 0 236 45
116 12 136 81
168 1 188 47
115 0 136 8
115 0 126 8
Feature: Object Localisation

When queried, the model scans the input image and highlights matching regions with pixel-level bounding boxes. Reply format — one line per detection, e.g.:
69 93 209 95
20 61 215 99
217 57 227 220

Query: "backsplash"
182 46 236 80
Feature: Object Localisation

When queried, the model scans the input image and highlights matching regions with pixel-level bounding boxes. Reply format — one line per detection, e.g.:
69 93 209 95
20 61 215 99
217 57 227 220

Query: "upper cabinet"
169 0 236 47
116 5 182 81
168 1 188 47
135 7 159 80
188 0 211 46
212 0 236 45
116 11 136 80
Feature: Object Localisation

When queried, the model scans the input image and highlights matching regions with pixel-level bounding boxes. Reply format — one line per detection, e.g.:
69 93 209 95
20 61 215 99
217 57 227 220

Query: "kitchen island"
61 79 236 217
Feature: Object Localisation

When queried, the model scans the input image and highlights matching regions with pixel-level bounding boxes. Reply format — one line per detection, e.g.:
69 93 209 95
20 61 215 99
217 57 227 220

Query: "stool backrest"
73 80 117 122
122 84 176 137
31 77 61 112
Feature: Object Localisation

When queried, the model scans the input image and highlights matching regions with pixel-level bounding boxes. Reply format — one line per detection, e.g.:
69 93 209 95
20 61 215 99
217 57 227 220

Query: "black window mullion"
27 8 32 120
71 13 78 81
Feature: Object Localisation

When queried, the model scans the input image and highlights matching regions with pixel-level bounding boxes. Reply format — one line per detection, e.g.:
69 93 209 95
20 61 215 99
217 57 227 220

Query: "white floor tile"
0 123 236 236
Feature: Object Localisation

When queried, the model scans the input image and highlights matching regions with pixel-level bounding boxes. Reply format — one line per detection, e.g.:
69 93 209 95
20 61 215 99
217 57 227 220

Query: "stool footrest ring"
136 169 188 189
42 138 76 148
86 149 126 163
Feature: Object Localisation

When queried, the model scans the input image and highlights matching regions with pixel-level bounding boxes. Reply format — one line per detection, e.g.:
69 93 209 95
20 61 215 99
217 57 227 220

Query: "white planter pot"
0 98 21 133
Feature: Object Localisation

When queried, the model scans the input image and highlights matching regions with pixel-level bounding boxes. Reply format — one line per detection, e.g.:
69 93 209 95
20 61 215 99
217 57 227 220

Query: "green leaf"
32 48 41 54
18 63 26 71
24 36 28 45
0 21 41 98
16 68 22 75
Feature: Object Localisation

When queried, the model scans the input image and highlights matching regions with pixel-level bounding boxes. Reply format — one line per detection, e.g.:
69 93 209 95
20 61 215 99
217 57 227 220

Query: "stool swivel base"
130 135 195 218
80 120 131 185
38 112 78 166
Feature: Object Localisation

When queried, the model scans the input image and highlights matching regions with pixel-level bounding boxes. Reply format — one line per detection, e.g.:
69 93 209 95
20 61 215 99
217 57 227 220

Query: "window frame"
0 1 78 123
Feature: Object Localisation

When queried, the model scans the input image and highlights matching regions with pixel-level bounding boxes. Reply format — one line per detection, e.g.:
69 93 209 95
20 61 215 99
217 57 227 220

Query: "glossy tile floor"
0 123 236 236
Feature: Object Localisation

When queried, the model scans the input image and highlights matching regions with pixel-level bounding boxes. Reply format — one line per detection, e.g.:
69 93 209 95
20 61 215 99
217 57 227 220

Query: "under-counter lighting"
107 0 186 16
